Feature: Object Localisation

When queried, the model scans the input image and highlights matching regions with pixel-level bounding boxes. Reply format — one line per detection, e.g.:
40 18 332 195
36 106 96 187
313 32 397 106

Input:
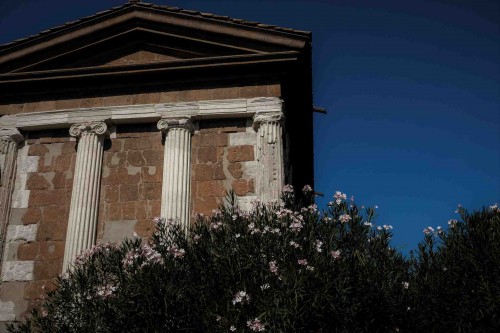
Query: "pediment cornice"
0 2 311 74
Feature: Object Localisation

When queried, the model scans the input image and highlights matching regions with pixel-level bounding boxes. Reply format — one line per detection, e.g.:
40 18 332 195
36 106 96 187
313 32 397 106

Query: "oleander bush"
8 187 499 332
407 205 500 332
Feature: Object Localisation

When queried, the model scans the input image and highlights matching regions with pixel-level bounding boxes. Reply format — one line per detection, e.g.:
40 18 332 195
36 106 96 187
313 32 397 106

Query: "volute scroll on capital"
157 117 194 133
252 111 284 131
0 127 24 153
69 122 108 138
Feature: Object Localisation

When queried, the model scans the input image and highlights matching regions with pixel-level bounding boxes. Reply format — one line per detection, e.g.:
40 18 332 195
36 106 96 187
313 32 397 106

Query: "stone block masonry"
0 129 75 324
98 124 164 241
191 119 258 216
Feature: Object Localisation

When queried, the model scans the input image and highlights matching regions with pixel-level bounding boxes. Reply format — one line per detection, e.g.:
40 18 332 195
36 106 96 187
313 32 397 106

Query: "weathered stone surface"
227 163 243 179
227 145 254 162
21 208 42 225
229 132 256 146
33 260 61 280
197 181 226 197
101 220 137 243
0 302 15 321
197 147 218 163
2 261 34 282
6 225 37 242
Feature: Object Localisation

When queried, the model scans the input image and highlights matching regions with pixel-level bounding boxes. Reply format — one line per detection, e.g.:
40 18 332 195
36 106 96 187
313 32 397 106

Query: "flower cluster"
167 244 186 259
333 191 347 205
302 185 313 194
210 221 223 230
122 243 163 268
232 291 250 305
423 226 435 235
269 261 279 275
315 240 323 253
330 250 341 260
96 283 118 299
74 243 115 266
339 214 352 223
247 318 265 332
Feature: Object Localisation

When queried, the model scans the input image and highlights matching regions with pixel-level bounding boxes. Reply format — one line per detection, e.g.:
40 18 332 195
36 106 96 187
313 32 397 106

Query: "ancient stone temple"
0 0 313 326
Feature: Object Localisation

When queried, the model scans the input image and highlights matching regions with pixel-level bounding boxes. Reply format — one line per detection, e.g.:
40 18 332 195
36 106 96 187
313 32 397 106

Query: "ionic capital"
69 122 108 138
253 111 284 131
157 117 193 133
0 128 24 153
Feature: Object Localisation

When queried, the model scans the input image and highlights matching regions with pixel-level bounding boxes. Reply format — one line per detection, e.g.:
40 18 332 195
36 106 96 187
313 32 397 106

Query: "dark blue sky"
1 0 498 253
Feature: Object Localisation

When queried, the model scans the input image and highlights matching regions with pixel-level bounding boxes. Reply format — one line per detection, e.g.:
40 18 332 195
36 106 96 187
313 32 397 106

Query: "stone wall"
191 119 257 216
97 124 163 242
0 130 75 323
0 116 263 325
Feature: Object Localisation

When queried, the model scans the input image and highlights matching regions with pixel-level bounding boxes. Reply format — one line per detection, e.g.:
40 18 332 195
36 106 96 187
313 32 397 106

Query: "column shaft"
158 118 193 230
63 122 107 270
254 112 284 203
0 128 23 271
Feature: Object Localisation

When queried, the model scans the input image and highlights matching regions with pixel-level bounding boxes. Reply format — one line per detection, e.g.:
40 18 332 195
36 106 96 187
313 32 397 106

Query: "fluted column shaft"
0 128 24 270
63 122 107 270
158 117 193 230
253 112 284 203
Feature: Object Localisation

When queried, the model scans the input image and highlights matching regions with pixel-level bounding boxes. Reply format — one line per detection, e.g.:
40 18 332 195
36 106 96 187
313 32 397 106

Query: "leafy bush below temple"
8 188 499 332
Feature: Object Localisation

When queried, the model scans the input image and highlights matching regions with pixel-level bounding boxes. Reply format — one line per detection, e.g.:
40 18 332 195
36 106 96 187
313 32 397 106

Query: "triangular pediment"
0 2 310 74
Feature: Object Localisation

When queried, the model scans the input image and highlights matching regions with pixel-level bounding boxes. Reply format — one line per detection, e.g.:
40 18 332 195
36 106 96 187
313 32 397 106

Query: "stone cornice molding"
0 97 282 131
157 117 194 133
69 122 108 138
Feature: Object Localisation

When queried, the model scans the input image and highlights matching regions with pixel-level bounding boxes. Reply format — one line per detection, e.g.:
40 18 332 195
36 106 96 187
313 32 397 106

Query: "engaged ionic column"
0 128 24 266
63 122 107 270
253 112 284 203
157 117 193 231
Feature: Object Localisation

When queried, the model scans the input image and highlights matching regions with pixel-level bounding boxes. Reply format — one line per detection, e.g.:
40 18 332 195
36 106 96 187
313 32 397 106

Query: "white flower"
230 326 236 331
302 185 313 194
383 224 393 230
448 219 458 228
339 214 352 223
282 184 294 194
315 240 323 253
260 284 270 291
232 291 250 305
306 265 315 271
423 226 434 235
333 191 347 204
363 221 373 227
402 282 409 289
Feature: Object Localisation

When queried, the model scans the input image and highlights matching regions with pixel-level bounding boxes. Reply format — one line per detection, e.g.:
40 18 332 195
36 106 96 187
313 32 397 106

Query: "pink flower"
282 185 294 194
339 214 352 223
232 291 250 305
247 318 265 332
297 259 308 266
302 185 313 194
333 191 347 204
423 226 434 235
269 261 279 275
330 250 341 260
